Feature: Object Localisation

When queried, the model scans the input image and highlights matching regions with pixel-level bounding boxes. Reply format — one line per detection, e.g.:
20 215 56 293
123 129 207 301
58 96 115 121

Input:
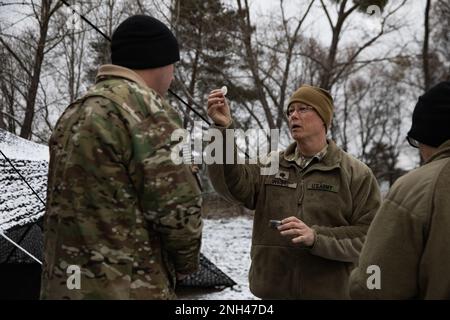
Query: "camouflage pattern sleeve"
42 97 172 300
88 80 203 276
41 77 202 299
128 98 203 275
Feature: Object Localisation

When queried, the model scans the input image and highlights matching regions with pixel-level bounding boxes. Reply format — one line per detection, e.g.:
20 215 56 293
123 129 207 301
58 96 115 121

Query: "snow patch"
0 129 49 161
186 217 258 300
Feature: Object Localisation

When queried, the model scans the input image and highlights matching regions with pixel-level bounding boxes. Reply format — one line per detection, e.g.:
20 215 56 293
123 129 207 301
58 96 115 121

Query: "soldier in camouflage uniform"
40 15 202 299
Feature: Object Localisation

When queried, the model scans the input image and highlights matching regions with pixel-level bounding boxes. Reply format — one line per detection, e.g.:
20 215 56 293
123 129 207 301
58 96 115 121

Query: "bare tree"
51 3 96 103
5 1 62 139
431 0 450 83
423 0 432 91
0 0 435 171
0 0 63 140
400 0 449 93
168 0 240 129
0 44 19 133
231 0 316 131
338 63 407 185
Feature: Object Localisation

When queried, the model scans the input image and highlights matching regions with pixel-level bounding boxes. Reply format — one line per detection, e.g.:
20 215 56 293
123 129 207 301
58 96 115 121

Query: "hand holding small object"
269 220 282 229
277 216 316 247
221 86 228 96
207 87 232 127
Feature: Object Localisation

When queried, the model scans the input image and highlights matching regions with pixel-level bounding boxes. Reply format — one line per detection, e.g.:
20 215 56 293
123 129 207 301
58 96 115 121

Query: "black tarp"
0 219 236 300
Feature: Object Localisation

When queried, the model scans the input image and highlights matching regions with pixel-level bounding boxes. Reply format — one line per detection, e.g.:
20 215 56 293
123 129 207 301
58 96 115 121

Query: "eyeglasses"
287 105 314 117
406 136 420 148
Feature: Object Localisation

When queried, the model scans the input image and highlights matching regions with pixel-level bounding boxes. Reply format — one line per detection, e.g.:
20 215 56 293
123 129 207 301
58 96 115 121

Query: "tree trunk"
423 0 432 91
20 0 52 139
237 0 275 129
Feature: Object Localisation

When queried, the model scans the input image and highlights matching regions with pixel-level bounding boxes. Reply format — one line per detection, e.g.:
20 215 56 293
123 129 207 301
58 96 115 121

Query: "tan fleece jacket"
349 140 450 299
208 124 381 299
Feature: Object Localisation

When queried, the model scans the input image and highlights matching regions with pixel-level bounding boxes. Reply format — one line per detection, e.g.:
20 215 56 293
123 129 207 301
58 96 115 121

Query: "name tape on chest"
266 178 298 189
307 182 338 193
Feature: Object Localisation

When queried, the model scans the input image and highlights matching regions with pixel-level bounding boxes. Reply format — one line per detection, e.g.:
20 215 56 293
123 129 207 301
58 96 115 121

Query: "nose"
289 111 300 120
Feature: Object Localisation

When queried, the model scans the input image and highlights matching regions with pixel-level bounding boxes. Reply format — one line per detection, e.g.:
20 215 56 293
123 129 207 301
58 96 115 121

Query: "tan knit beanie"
287 85 334 129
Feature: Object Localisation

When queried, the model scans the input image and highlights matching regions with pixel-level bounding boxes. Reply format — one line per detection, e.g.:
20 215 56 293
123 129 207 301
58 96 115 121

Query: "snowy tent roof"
0 129 48 162
0 129 47 232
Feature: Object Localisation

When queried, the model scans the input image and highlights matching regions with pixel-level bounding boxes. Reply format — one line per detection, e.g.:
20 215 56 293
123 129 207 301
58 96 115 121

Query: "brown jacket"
208 126 381 299
349 140 450 299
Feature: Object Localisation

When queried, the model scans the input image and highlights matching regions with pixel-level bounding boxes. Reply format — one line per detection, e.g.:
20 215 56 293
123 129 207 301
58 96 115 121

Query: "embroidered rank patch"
275 170 290 180
307 182 338 193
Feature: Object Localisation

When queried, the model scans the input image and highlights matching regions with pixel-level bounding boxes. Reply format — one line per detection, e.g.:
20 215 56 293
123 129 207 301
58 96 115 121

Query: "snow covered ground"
181 217 258 300
0 130 48 161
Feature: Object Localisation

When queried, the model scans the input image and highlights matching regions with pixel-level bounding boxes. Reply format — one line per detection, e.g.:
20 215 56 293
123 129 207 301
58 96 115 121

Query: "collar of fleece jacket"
280 139 342 170
428 139 450 163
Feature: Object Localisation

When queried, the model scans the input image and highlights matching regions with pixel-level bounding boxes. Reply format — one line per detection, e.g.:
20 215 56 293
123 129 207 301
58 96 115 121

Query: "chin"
290 132 303 141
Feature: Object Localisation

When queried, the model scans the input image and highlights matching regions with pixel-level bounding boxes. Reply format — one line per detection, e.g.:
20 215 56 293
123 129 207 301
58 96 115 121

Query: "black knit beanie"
408 81 450 148
111 15 180 69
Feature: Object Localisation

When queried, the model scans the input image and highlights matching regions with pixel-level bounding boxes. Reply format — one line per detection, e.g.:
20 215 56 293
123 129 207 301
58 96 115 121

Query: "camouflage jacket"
41 65 202 300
